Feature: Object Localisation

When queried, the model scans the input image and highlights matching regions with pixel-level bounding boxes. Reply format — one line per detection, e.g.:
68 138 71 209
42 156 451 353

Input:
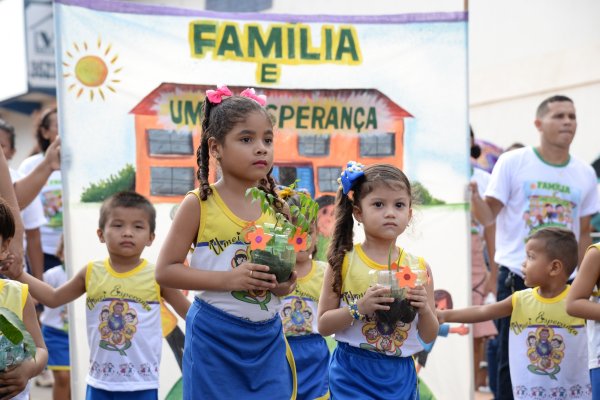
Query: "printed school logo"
359 318 410 356
98 300 138 356
230 249 272 311
526 326 564 380
281 298 313 335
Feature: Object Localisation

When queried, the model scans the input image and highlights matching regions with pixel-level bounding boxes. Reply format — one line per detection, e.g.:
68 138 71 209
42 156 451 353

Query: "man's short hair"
526 227 578 276
536 95 574 119
98 191 156 233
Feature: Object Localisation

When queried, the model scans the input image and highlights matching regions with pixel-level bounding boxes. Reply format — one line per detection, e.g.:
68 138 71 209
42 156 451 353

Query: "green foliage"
246 182 319 240
0 307 36 359
81 164 136 203
412 181 445 205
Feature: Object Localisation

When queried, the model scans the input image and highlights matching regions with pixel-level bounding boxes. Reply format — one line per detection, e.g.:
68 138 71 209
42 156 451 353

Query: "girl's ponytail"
327 188 355 295
197 98 213 200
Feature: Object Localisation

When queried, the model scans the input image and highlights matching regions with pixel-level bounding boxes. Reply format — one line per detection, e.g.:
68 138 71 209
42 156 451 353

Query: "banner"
55 1 471 398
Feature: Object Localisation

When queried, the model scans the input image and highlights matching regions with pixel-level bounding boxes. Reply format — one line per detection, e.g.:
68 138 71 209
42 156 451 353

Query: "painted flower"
288 227 308 252
396 265 417 288
245 227 273 251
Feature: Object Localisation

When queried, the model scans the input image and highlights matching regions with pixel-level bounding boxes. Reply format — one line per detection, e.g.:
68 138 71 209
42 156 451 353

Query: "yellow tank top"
335 244 427 357
189 186 281 321
0 279 28 319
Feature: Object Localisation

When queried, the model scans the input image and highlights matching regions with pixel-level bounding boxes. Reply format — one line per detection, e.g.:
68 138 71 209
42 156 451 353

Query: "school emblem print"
359 318 410 356
98 300 138 355
526 326 564 380
281 298 313 334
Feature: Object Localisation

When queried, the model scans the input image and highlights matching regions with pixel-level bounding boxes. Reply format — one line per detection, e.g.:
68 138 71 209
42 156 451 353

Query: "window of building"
359 133 395 157
150 167 195 196
318 167 342 193
147 129 194 155
298 134 330 156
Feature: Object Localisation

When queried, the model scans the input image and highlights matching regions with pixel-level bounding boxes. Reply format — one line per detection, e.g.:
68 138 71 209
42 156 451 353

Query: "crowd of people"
0 90 598 400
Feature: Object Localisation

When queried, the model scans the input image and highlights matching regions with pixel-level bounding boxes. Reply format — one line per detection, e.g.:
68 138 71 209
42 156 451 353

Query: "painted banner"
55 1 471 398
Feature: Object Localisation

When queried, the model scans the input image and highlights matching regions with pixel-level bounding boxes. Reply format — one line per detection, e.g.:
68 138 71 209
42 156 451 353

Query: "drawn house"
130 83 412 202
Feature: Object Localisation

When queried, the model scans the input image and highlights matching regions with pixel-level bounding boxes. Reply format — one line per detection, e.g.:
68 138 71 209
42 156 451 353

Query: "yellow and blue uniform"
0 279 30 400
330 245 427 399
586 244 600 398
84 259 162 400
281 260 329 400
509 286 590 399
40 265 70 371
184 186 296 400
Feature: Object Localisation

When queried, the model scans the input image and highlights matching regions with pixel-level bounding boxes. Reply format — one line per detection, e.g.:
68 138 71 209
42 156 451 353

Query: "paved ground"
30 383 52 399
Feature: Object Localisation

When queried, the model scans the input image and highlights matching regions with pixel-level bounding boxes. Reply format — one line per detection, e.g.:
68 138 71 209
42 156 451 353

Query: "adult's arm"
0 150 24 269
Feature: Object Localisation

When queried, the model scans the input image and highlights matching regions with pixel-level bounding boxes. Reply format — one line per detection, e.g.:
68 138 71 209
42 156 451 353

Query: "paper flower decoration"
245 227 273 251
396 265 417 288
288 227 308 252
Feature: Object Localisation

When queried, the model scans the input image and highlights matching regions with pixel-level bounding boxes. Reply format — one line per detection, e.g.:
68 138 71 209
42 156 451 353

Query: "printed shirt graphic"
85 259 162 391
485 147 599 273
586 244 600 370
18 153 63 255
509 286 591 399
335 245 424 357
40 266 69 332
0 280 30 400
280 260 326 336
189 187 281 321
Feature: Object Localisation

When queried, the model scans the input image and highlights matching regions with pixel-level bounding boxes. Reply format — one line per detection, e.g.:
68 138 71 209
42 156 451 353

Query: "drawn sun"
62 38 122 101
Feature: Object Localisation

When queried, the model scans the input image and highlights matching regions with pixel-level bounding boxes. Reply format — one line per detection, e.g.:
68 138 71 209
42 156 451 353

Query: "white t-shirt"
8 168 47 232
485 147 599 275
18 154 62 255
40 266 68 331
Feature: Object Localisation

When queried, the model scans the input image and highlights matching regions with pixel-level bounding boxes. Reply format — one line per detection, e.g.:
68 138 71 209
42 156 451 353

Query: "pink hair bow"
240 88 267 106
205 85 232 104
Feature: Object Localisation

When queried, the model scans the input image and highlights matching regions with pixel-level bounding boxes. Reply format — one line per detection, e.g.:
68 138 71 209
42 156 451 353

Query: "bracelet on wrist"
348 299 365 323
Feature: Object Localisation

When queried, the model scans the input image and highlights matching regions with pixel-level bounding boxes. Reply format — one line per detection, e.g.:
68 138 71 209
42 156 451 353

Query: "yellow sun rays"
62 38 122 101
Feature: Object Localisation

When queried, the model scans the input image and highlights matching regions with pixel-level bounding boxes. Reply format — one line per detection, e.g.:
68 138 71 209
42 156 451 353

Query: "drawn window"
359 133 395 157
150 167 195 196
298 134 330 156
318 167 342 193
147 129 194 155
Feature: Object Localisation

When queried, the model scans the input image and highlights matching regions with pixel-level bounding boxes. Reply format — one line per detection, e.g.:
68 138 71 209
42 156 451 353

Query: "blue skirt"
329 342 418 400
183 298 297 400
42 325 70 369
288 334 330 400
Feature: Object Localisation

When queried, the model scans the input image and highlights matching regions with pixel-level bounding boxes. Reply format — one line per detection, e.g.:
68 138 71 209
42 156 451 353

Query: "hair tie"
240 88 267 106
205 85 232 104
338 161 365 194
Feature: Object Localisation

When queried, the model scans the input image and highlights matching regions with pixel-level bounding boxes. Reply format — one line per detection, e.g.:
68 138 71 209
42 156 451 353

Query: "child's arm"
10 266 86 309
161 287 191 320
566 246 600 320
0 294 48 399
409 264 439 343
470 181 494 227
438 295 513 324
156 194 276 292
317 265 394 337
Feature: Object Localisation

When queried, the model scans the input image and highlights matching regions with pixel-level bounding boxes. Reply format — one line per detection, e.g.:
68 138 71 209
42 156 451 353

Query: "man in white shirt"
485 95 600 400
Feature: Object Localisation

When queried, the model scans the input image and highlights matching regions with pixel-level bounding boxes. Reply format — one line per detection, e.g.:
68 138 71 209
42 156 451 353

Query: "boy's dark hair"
434 289 453 309
0 119 16 150
98 191 156 233
536 95 573 119
36 107 58 152
0 198 15 241
527 227 578 276
327 163 412 294
197 94 277 203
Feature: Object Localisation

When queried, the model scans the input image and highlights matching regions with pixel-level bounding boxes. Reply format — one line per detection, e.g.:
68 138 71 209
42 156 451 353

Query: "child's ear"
208 137 222 160
352 205 362 224
147 232 156 246
0 237 11 260
549 259 563 277
97 228 106 243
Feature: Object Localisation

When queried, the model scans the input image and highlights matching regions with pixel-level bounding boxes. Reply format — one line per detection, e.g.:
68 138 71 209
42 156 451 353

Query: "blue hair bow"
338 161 365 194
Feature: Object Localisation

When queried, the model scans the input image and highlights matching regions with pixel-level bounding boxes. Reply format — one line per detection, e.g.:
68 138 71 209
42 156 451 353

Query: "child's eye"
264 138 273 144
241 137 252 143
396 202 406 208
373 201 383 208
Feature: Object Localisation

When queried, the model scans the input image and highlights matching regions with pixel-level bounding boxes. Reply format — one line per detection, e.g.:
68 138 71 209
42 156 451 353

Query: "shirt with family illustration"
509 287 590 399
85 259 162 391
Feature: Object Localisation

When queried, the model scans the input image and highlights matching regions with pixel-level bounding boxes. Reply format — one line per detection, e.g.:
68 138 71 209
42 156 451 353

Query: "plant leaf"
0 307 36 359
